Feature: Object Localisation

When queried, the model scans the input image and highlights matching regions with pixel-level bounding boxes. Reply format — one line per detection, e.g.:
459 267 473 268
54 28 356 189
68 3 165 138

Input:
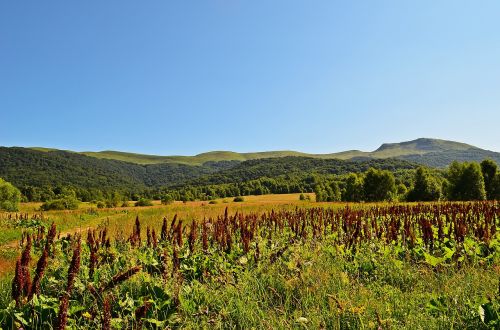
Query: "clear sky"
1 1 500 155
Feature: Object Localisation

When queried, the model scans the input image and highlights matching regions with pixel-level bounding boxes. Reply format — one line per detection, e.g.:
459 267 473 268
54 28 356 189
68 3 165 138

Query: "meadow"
1 195 500 329
0 194 316 277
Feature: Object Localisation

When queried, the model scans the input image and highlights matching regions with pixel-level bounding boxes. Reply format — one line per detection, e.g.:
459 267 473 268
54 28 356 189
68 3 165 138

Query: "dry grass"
1 193 316 277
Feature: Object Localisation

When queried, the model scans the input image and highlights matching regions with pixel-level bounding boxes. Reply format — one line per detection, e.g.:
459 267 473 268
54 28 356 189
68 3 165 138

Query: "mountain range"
30 138 500 167
1 138 499 195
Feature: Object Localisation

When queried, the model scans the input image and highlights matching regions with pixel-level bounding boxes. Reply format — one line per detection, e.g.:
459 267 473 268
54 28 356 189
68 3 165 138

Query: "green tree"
314 184 327 202
407 167 441 202
314 180 341 202
446 161 486 201
342 173 364 202
326 181 341 202
0 178 21 211
481 159 498 200
397 183 408 201
161 194 174 205
491 174 500 200
363 168 396 202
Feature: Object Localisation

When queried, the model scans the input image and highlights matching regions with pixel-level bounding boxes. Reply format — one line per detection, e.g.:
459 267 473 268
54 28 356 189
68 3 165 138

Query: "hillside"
1 138 497 199
179 157 418 188
80 150 314 165
35 138 498 167
0 147 216 192
0 147 417 196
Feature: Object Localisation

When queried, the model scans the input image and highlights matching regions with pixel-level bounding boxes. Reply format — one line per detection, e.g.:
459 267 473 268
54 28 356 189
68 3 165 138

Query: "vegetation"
342 173 364 202
362 168 396 202
40 195 80 211
1 202 500 328
0 178 21 212
135 199 153 207
160 195 174 205
401 149 500 167
2 147 500 208
0 147 419 202
407 167 442 201
37 138 500 167
0 147 218 201
314 180 341 202
482 159 500 200
445 161 486 201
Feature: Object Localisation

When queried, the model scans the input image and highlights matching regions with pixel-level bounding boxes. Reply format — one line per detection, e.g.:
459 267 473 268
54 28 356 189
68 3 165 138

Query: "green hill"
2 138 499 202
80 150 315 165
64 138 499 167
0 147 419 200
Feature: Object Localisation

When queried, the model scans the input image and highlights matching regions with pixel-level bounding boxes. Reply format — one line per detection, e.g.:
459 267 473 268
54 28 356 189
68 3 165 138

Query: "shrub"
233 196 245 202
135 198 153 207
96 201 106 209
161 194 174 205
0 178 21 212
121 201 130 207
41 196 80 211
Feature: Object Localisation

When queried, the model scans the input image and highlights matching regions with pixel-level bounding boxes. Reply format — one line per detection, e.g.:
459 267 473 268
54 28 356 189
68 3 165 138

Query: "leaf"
479 302 499 325
443 247 455 260
424 253 445 267
14 312 28 326
145 318 166 326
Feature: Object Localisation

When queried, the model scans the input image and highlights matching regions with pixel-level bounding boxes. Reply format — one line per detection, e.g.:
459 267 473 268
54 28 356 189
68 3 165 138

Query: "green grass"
174 243 496 329
2 203 498 329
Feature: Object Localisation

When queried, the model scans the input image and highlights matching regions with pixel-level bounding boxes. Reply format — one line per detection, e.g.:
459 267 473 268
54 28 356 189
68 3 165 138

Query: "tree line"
1 159 500 211
157 159 500 203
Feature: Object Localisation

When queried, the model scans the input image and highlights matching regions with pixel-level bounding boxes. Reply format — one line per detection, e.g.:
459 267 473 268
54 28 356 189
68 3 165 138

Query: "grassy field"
0 194 317 277
1 195 500 329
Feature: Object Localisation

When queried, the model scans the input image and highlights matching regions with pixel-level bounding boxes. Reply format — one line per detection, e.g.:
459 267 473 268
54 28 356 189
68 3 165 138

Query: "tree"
161 194 174 205
481 160 498 200
363 168 396 202
491 174 500 200
342 173 364 202
446 161 486 201
0 178 21 211
326 181 341 202
314 184 327 202
407 167 441 202
396 183 408 201
314 180 341 202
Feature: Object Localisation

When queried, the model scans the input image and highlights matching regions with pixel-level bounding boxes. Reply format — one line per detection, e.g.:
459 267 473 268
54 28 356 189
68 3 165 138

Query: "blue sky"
1 1 500 155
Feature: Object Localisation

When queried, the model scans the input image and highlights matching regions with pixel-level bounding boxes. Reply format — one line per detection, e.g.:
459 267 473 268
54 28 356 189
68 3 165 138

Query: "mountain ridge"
25 138 499 166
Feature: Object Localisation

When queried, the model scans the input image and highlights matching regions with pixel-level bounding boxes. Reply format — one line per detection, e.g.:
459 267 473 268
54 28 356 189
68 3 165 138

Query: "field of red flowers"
2 201 500 329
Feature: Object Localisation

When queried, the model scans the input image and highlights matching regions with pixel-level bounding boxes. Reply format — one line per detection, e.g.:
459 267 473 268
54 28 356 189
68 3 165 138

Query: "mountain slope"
59 138 500 167
80 150 315 165
0 147 418 194
2 138 499 201
179 157 418 188
0 147 218 191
